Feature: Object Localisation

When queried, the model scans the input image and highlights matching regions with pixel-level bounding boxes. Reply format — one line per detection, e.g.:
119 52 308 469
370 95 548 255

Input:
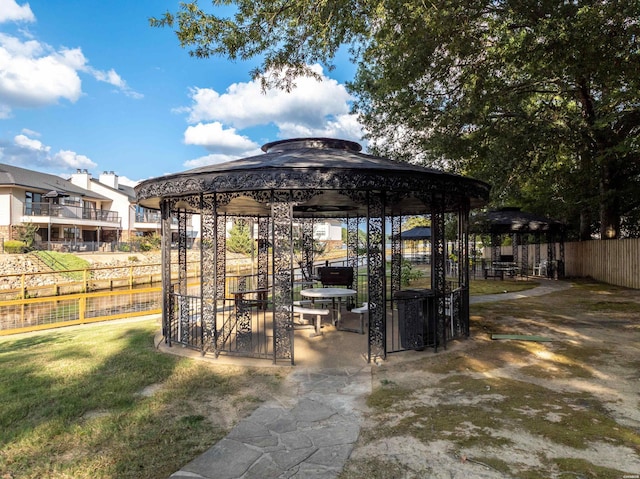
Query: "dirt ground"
4 252 639 477
339 281 640 479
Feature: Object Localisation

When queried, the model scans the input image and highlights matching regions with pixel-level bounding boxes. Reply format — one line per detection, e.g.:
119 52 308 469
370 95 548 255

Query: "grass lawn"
0 318 286 479
339 279 640 479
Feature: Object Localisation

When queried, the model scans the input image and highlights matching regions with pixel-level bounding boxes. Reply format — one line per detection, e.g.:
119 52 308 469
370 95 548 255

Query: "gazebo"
393 226 432 263
135 138 490 364
472 207 566 278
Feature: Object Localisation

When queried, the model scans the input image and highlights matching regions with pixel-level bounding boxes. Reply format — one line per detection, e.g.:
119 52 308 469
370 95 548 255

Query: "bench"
293 306 330 337
340 302 368 334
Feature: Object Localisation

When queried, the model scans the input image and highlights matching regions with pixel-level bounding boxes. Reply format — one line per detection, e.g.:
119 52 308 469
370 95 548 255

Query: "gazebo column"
521 234 529 276
200 195 217 353
257 217 269 290
390 214 402 299
367 191 386 362
491 233 501 264
176 206 189 344
458 201 470 337
346 216 360 298
547 233 555 278
431 194 447 350
299 218 315 282
160 199 173 345
512 233 519 271
558 236 565 279
271 193 295 364
214 211 227 352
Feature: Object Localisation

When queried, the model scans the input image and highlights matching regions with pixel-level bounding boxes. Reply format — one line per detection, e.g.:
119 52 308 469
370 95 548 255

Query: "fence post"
79 295 86 322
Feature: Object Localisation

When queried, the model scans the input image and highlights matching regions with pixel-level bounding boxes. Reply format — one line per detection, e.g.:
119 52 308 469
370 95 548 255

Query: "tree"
151 1 640 239
226 220 253 255
402 216 430 231
13 223 39 251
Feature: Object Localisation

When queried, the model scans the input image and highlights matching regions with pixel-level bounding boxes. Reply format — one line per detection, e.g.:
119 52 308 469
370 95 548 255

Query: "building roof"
395 227 432 240
89 177 137 201
0 163 109 200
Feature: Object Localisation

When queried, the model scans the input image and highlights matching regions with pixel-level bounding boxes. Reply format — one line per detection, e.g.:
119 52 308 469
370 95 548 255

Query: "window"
25 191 44 215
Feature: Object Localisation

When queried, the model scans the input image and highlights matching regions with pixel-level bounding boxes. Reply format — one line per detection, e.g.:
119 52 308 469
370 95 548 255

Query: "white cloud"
182 64 360 133
183 122 258 153
0 35 84 109
183 153 240 169
53 149 96 170
20 127 40 136
116 175 140 187
85 66 143 99
0 30 141 115
277 113 364 141
0 0 35 23
14 133 50 152
0 133 96 171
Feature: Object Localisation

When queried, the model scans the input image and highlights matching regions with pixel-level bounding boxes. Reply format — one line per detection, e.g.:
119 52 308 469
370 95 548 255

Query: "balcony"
135 210 161 223
24 203 120 224
135 210 192 227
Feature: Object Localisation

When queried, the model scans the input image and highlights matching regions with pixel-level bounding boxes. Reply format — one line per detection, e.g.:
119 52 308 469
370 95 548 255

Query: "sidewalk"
168 279 570 479
470 277 571 304
169 366 371 479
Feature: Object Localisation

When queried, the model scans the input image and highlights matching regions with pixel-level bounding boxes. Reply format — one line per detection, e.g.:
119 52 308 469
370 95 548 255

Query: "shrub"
4 240 26 254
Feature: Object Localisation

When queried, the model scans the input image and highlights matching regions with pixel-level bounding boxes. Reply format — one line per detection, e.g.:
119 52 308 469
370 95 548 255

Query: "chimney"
70 168 91 189
99 170 118 189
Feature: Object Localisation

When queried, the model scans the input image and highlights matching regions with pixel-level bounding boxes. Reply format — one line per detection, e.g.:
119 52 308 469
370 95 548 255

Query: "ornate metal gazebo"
473 207 566 278
135 138 490 364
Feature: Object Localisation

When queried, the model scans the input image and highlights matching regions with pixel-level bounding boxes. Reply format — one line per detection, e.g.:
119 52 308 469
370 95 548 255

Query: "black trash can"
394 289 436 350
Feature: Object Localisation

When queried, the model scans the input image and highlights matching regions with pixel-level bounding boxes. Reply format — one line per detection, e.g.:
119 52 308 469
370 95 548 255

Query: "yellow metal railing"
0 287 163 335
0 261 266 336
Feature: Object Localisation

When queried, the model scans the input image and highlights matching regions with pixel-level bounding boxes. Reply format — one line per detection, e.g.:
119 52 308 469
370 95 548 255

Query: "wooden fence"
498 238 640 289
563 239 640 290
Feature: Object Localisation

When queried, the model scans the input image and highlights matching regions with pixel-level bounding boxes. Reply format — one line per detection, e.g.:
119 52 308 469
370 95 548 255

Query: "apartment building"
0 164 180 251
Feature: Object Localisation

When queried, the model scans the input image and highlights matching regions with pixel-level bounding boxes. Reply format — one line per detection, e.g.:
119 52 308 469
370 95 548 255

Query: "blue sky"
0 0 363 185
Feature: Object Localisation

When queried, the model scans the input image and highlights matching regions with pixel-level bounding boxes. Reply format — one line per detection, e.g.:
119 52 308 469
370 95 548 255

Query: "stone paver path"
170 366 371 479
169 279 570 479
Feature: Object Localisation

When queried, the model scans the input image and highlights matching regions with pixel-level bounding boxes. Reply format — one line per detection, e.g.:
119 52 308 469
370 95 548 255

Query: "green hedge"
4 240 26 254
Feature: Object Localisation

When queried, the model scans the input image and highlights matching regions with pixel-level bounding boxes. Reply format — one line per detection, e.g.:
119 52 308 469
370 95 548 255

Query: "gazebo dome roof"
473 207 565 234
135 137 490 216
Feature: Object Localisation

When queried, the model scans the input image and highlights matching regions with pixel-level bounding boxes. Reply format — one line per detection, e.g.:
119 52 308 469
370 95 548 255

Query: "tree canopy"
151 0 640 239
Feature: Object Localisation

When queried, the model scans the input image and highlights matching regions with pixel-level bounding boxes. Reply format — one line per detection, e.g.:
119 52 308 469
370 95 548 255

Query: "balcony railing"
135 211 192 227
25 203 120 224
135 210 161 223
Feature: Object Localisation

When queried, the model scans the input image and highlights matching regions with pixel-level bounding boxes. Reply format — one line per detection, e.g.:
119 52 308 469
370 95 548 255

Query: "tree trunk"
599 161 620 239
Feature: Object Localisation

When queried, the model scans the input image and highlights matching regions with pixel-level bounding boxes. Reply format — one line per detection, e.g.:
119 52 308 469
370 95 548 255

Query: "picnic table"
483 262 518 280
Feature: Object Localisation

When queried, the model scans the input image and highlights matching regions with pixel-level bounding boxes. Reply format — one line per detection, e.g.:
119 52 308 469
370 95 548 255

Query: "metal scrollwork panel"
391 215 402 297
215 213 226 300
367 192 386 362
161 199 174 343
257 217 269 290
491 233 501 264
431 195 447 350
521 234 529 276
346 217 360 295
201 208 216 351
300 218 315 282
272 198 294 362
